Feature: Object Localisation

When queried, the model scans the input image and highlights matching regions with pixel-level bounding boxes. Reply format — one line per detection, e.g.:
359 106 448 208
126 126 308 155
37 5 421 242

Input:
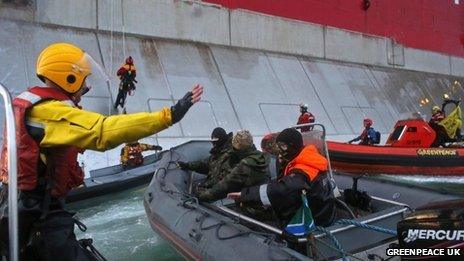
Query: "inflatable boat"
144 125 461 260
66 152 162 203
327 118 464 176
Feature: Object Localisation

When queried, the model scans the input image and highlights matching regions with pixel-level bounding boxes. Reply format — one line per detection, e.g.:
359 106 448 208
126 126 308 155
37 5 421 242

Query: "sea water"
69 186 183 260
69 176 463 260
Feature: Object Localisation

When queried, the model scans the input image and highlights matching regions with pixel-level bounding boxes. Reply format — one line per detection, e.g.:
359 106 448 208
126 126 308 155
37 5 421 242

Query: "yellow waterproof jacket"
26 100 171 151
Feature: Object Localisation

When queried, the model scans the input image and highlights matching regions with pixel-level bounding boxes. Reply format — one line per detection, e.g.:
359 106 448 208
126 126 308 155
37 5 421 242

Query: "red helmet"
125 56 134 65
363 118 373 126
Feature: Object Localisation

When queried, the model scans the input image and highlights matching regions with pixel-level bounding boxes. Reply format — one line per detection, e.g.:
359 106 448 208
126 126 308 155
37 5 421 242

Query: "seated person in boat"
178 127 234 191
261 133 279 156
348 118 378 145
120 141 162 167
198 130 269 202
228 128 336 228
429 101 462 147
430 105 445 124
429 106 448 147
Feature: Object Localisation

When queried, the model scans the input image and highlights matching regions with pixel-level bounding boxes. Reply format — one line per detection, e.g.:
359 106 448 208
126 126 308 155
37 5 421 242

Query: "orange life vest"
0 87 84 197
283 145 328 181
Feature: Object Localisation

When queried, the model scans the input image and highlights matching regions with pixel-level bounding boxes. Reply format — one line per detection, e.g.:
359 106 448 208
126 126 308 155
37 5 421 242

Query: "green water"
68 177 463 260
68 186 183 261
376 175 464 195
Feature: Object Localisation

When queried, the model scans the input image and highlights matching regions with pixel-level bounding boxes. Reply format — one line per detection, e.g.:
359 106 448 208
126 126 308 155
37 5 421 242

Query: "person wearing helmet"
429 105 451 147
0 42 203 260
430 105 445 124
297 103 315 132
120 141 163 168
114 56 137 109
348 118 378 145
177 127 235 192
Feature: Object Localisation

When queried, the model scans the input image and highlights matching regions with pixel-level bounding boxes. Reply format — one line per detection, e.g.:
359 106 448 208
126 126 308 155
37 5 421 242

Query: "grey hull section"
66 153 162 203
143 141 453 260
1 18 464 147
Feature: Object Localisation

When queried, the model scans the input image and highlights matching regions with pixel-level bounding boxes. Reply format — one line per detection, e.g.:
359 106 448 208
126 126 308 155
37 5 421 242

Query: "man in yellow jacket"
0 42 203 260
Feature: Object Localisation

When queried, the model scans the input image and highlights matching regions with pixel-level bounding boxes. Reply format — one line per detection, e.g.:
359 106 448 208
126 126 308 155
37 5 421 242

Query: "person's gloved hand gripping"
171 84 204 124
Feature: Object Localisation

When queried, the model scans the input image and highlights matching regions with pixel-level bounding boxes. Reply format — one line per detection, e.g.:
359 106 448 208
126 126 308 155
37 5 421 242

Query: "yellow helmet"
432 106 441 114
36 43 91 94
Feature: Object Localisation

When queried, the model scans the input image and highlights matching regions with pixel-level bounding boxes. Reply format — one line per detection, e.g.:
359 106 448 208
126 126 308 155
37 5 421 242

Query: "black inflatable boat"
66 152 162 203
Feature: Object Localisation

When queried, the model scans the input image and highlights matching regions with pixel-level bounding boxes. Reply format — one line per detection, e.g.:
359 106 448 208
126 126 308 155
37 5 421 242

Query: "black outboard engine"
397 199 464 249
343 177 372 211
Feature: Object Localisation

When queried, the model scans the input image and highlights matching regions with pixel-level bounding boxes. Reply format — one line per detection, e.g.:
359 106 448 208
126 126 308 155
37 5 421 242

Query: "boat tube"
66 152 162 203
259 117 464 176
327 140 464 176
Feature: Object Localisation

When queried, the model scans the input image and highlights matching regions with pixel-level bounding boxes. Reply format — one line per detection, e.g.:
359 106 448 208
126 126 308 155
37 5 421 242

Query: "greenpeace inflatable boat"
325 102 464 176
327 118 464 176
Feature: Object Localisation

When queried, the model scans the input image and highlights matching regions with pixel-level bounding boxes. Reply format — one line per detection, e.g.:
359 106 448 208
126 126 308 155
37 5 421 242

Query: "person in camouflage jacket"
178 127 235 189
198 130 269 202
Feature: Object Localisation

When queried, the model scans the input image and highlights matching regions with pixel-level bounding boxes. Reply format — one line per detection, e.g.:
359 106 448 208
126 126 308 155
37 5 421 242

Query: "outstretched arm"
29 85 203 151
171 85 203 124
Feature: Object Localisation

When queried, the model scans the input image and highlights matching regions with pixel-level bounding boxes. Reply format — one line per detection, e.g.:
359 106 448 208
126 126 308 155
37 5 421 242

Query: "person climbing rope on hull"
0 42 203 261
114 56 137 109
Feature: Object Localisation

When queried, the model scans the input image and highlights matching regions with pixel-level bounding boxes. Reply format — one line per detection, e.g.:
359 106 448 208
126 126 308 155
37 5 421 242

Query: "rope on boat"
313 234 365 261
315 226 348 261
335 219 397 236
311 219 396 261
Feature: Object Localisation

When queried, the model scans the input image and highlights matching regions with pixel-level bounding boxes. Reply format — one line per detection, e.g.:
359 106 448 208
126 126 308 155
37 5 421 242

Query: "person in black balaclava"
178 127 235 191
210 127 230 154
228 128 336 228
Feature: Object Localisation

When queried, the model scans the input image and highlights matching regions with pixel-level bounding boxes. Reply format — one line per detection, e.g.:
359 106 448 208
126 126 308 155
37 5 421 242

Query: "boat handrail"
0 82 18 261
290 123 340 197
213 202 408 244
370 195 410 208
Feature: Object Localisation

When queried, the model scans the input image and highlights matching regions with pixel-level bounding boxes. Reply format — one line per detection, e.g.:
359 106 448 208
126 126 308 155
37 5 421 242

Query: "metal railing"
215 200 408 244
292 122 340 196
0 82 18 261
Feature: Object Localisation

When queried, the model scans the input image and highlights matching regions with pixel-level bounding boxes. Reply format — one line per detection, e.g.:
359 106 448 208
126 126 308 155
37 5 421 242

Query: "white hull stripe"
259 184 271 206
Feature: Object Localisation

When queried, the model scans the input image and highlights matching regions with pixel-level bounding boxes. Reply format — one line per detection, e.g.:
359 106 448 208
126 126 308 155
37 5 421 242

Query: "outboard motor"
397 199 464 249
